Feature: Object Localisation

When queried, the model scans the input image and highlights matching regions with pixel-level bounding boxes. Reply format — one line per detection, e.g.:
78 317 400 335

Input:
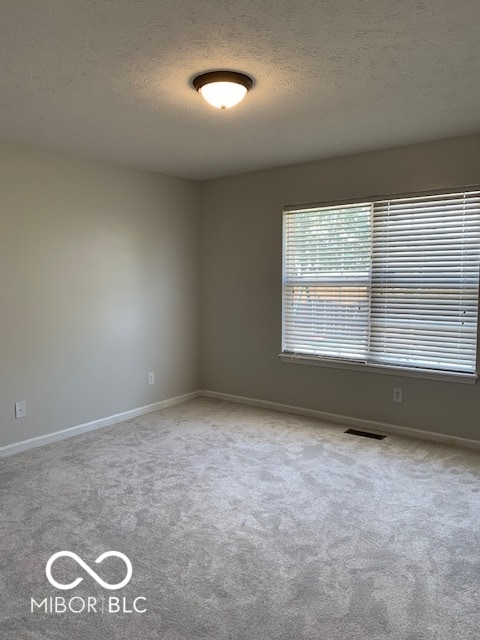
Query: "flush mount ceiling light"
193 71 253 110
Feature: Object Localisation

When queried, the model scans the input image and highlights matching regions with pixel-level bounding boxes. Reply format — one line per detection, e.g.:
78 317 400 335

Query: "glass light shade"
199 81 248 109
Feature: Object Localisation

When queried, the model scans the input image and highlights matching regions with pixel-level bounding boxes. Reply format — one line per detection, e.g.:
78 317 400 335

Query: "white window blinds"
283 190 480 375
283 203 372 360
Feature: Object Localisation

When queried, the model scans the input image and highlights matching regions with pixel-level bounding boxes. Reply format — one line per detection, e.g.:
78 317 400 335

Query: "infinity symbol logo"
46 551 133 591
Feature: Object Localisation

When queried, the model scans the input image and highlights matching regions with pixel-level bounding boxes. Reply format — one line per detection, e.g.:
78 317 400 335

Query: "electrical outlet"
148 372 155 386
15 401 26 418
392 388 403 403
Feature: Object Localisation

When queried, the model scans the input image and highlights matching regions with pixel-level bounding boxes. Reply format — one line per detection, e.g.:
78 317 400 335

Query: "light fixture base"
192 71 253 92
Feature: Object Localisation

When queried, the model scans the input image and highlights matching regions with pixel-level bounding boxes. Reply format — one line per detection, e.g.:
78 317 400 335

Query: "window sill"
279 353 477 384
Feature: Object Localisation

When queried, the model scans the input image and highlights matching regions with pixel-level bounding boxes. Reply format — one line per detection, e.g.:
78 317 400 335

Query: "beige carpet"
1 397 479 639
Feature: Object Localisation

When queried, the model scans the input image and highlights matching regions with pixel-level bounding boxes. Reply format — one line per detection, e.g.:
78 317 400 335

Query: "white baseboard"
201 390 480 451
2 388 479 457
0 391 201 458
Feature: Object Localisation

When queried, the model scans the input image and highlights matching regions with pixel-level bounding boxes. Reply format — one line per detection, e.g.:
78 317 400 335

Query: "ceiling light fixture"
193 71 253 110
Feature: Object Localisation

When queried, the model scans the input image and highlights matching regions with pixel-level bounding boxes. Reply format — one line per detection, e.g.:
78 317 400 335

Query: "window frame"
280 186 480 385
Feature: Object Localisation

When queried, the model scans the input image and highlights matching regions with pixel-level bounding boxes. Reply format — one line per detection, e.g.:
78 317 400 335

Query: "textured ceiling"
1 0 480 179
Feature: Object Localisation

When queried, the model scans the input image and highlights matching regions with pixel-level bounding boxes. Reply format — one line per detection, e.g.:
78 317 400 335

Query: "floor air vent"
344 428 386 440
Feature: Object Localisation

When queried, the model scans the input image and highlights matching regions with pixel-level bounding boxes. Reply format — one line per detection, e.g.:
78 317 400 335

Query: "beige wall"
199 134 480 442
2 133 480 449
0 140 199 448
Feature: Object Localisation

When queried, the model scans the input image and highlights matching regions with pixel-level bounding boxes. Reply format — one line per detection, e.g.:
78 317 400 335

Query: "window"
282 190 480 381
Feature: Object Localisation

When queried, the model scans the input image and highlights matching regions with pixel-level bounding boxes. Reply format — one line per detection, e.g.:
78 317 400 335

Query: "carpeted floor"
1 397 479 639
